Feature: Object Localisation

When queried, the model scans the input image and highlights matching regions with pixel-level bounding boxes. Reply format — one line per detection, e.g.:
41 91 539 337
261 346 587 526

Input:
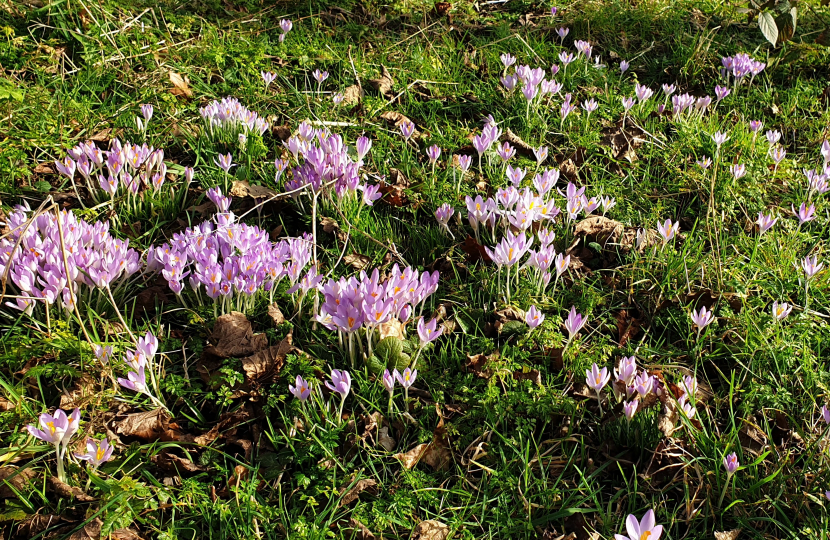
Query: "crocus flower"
93 345 113 365
382 369 395 394
525 305 544 329
749 120 763 133
803 255 824 279
534 146 548 165
27 409 71 445
563 306 586 339
766 130 781 145
75 438 114 468
623 400 638 420
714 85 730 101
312 69 329 84
417 317 443 344
730 164 746 179
621 97 636 111
723 452 739 475
712 131 730 148
557 27 569 41
582 98 598 116
697 156 712 169
757 212 777 234
279 19 292 41
794 202 816 225
326 369 351 421
361 184 382 206
497 141 516 162
140 104 153 122
332 92 344 105
821 404 830 424
458 154 472 172
690 305 714 331
427 145 441 165
586 363 610 393
215 153 234 173
400 121 416 140
136 331 158 364
634 371 653 398
770 146 787 165
289 375 311 401
678 395 696 418
554 253 569 277
615 356 637 386
261 71 277 88
500 53 516 68
614 509 662 540
656 219 678 243
394 367 417 389
772 301 792 321
662 83 676 97
619 60 630 73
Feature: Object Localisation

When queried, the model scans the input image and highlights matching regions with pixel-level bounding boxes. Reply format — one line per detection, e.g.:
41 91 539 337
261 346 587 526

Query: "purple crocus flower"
714 85 730 101
766 130 781 145
312 69 329 84
93 345 113 365
623 400 638 420
621 97 636 111
500 53 516 68
525 305 544 328
75 438 114 468
326 369 351 398
497 142 516 162
400 121 415 140
582 98 598 116
361 184 382 206
690 305 714 331
501 74 518 91
533 146 548 165
635 84 654 103
417 317 443 344
723 452 739 475
394 367 417 389
661 83 676 97
458 154 472 173
711 131 730 148
356 136 372 161
772 301 792 321
619 60 630 73
427 145 442 165
27 409 71 445
279 19 293 42
136 331 158 364
657 219 678 243
215 153 234 173
563 306 586 339
261 71 277 88
289 375 312 401
730 164 746 179
586 363 610 393
770 146 787 165
802 255 824 279
557 27 569 41
749 120 763 133
697 156 712 169
615 509 663 540
615 356 637 386
118 365 148 394
794 202 816 225
822 404 830 424
634 371 653 398
140 104 154 121
382 369 395 394
55 156 76 179
756 212 777 234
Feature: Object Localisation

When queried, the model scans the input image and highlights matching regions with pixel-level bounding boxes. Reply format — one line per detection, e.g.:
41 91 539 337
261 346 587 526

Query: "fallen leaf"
89 128 115 142
321 217 340 233
67 518 103 540
368 66 394 99
501 128 534 157
657 400 680 438
33 162 55 174
60 374 97 409
0 396 14 411
267 303 285 325
114 409 191 442
412 520 449 540
0 466 35 498
48 476 95 502
187 200 216 217
379 111 419 138
378 426 396 451
394 416 451 471
240 331 293 383
462 235 492 263
169 71 193 98
204 312 269 359
378 169 408 207
342 84 364 106
614 309 641 347
15 514 62 537
466 352 496 378
151 451 206 475
512 368 542 385
230 180 278 200
574 216 624 247
339 478 378 506
111 528 144 540
271 125 292 141
336 518 376 540
600 122 645 163
394 442 430 469
378 318 405 340
344 252 371 271
715 530 742 540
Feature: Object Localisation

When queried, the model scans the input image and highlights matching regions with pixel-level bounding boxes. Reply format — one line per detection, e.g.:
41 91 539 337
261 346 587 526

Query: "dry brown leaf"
267 303 285 326
114 409 191 442
412 520 449 540
462 235 492 263
368 66 394 99
378 426 396 451
241 331 293 383
0 466 35 498
344 252 371 271
187 200 216 217
0 396 15 412
657 400 680 438
615 309 642 347
466 352 496 379
342 84 364 106
67 518 103 540
715 530 741 540
502 128 534 157
272 125 292 141
600 123 645 163
574 216 624 247
379 111 418 138
169 71 193 98
151 451 206 475
512 368 542 385
394 442 430 469
230 180 277 199
48 476 95 502
204 312 269 359
339 478 378 506
89 128 115 142
378 318 405 340
60 374 97 409
111 528 144 540
321 216 340 233
337 518 376 540
33 162 55 174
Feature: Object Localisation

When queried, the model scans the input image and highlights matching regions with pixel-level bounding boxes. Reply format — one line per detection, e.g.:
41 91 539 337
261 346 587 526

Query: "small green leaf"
759 11 779 45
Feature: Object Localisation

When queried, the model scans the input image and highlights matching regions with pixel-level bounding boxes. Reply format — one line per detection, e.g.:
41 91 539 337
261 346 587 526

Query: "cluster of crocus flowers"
315 266 440 365
382 367 418 412
610 356 667 421
278 19 292 42
26 408 104 482
146 194 313 314
1 204 141 318
283 124 378 207
117 331 167 410
720 52 765 86
53 138 179 203
199 97 270 146
289 369 352 426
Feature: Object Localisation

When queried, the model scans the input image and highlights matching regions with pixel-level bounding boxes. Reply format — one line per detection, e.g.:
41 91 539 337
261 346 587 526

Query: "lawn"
2 0 830 538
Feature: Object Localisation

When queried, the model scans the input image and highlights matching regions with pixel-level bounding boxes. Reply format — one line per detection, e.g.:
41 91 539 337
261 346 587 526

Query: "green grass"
3 0 830 538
